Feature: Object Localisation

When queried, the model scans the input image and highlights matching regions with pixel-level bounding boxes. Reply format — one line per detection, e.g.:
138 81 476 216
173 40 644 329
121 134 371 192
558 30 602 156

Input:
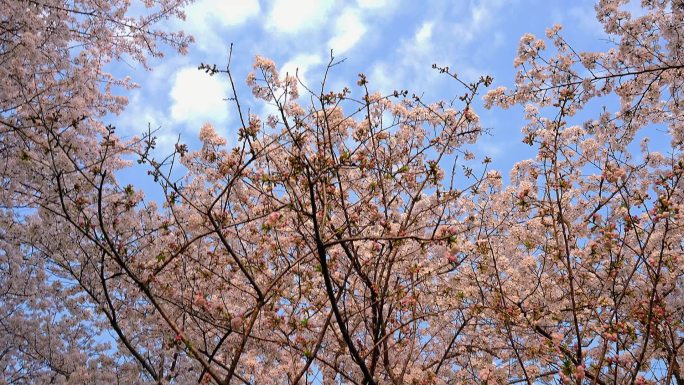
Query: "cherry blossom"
2 1 683 384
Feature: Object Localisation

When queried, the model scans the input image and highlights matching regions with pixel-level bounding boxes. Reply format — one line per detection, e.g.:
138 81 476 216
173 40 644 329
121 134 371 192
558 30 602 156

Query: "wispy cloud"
182 0 260 52
328 8 367 55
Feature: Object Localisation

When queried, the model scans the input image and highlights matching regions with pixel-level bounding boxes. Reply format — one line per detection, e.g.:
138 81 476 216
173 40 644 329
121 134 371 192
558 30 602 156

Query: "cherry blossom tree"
482 1 684 383
2 1 683 385
0 0 191 383
39 48 492 384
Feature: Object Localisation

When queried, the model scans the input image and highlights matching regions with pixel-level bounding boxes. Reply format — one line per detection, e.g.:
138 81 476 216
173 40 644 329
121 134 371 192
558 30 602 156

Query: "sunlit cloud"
169 67 230 129
265 0 334 34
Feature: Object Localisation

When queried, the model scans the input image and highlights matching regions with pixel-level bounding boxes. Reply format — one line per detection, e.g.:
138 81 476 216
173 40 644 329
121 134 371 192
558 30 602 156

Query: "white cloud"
449 0 506 45
369 62 398 94
169 67 230 129
366 20 437 94
281 53 323 88
266 0 334 34
356 0 391 9
116 90 165 135
470 1 489 25
366 1 501 98
328 9 366 54
415 22 434 46
182 0 260 51
191 0 260 26
114 90 186 154
566 6 604 36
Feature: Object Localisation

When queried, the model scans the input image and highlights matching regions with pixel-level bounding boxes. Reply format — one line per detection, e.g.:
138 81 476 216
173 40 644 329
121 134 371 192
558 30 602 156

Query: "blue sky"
110 0 614 175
